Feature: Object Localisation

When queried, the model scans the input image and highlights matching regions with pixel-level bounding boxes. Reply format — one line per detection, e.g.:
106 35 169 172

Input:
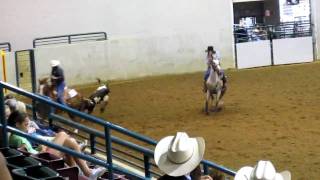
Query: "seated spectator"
0 152 12 180
234 160 291 180
154 132 211 180
7 111 106 179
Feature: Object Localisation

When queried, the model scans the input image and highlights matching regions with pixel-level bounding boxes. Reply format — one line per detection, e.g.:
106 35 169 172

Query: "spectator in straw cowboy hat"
50 60 66 105
234 160 291 180
154 132 212 180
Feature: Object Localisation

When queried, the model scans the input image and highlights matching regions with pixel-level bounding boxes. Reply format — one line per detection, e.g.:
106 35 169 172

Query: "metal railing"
234 20 312 43
33 32 107 48
0 42 11 52
0 82 236 179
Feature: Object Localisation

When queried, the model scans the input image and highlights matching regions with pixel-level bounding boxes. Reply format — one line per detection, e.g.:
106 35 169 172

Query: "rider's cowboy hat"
205 46 214 52
235 160 291 180
50 60 60 67
154 132 205 177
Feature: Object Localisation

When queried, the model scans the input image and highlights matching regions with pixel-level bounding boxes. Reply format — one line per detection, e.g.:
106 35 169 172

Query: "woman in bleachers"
7 111 106 179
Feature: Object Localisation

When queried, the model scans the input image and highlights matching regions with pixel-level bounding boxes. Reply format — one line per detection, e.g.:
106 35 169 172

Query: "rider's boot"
203 80 207 93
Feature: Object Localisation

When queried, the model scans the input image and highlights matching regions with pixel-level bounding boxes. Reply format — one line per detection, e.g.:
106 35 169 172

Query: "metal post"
267 27 275 66
233 33 238 69
0 85 8 147
143 155 151 178
14 51 20 87
90 134 96 154
29 50 37 120
203 164 209 175
68 36 71 44
309 0 317 61
105 126 113 180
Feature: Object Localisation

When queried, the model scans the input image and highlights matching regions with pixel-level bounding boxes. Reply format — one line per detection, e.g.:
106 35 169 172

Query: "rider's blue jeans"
56 81 66 105
204 68 210 80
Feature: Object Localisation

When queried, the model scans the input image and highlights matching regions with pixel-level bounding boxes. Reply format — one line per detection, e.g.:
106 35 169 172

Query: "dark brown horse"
37 77 110 120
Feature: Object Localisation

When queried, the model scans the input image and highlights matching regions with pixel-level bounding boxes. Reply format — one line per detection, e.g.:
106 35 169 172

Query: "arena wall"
35 35 211 85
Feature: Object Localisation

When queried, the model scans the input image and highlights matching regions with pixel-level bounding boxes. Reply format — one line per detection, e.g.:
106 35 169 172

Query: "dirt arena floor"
77 62 320 180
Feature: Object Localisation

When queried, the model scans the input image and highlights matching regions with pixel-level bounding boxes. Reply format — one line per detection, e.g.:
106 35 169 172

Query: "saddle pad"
97 85 107 91
68 89 78 98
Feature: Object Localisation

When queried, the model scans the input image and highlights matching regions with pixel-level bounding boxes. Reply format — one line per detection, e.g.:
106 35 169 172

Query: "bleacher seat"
99 172 128 180
11 165 61 180
0 147 23 158
56 166 79 180
31 152 65 170
16 146 32 156
6 155 42 171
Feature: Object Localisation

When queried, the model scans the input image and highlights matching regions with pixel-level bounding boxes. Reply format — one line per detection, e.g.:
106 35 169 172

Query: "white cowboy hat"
154 132 205 177
234 160 291 180
50 60 60 67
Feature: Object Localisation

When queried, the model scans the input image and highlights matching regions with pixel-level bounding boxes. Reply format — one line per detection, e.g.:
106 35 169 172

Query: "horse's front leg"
205 90 210 115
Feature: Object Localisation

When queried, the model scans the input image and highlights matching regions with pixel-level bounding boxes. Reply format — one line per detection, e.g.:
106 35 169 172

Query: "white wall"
272 37 313 65
0 0 235 84
35 34 212 85
236 40 272 69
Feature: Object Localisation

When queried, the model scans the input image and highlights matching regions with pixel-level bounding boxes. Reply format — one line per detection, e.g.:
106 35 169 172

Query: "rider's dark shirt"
51 66 65 85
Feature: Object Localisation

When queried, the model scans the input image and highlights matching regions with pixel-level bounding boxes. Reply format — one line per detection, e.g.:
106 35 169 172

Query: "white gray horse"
204 60 223 115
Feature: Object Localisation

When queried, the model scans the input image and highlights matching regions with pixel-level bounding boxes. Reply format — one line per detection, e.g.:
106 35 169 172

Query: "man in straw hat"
50 60 66 105
154 132 212 180
234 160 291 180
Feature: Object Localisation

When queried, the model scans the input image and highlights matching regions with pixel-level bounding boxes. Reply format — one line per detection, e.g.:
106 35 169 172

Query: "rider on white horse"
203 46 227 95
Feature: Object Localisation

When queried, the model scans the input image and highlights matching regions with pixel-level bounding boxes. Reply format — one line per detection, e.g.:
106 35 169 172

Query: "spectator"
234 160 291 180
154 132 210 180
7 111 106 179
